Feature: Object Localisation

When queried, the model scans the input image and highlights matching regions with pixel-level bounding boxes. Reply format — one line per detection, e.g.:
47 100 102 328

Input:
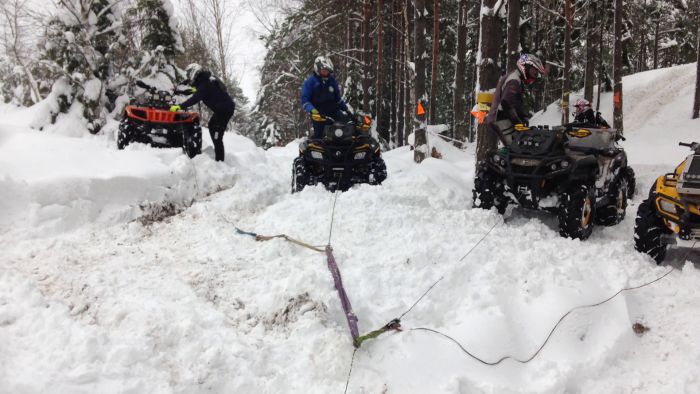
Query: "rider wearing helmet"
486 53 546 145
572 98 610 128
301 56 349 138
171 63 235 162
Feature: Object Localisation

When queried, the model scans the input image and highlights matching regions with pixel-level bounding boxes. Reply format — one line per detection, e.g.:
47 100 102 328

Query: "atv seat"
566 128 617 151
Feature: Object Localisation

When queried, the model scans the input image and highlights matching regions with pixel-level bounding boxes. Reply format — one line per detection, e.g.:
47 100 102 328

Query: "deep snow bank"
0 121 269 239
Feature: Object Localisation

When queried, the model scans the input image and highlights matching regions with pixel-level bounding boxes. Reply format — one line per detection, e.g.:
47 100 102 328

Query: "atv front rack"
125 106 199 124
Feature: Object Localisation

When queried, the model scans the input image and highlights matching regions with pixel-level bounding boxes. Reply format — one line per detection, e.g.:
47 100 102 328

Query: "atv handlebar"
680 142 700 151
135 80 191 95
135 80 150 90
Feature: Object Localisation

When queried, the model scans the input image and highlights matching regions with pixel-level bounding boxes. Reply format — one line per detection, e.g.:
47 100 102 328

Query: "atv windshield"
688 155 700 174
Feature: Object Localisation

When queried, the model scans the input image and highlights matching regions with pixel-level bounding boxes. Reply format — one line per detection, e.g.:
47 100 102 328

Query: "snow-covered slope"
1 64 699 393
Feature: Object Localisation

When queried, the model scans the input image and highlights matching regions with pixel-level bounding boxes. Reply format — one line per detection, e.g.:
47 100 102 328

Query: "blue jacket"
300 74 347 115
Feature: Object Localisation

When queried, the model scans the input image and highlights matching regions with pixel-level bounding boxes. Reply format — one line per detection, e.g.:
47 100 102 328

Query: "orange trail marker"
417 101 426 116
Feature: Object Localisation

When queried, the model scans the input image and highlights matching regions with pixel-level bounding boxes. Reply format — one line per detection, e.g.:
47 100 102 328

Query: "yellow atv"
634 142 700 263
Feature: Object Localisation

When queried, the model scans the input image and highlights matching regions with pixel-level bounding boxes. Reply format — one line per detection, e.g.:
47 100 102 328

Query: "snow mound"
0 124 269 238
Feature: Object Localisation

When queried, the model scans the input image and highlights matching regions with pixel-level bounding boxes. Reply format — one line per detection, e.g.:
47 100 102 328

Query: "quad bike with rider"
635 142 700 263
473 123 636 240
117 80 202 158
292 114 387 192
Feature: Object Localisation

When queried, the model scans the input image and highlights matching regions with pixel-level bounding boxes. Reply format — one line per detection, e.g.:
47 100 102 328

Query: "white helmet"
185 63 202 84
313 56 334 76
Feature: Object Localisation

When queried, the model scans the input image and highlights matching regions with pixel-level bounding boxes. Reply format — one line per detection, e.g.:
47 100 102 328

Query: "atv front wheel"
368 158 387 185
292 156 309 193
117 122 132 150
182 125 202 158
559 184 595 240
473 162 507 214
596 178 628 226
622 167 636 199
634 196 671 263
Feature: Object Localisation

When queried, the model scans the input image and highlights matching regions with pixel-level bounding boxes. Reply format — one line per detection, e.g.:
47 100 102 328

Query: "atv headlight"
550 163 558 170
311 151 323 160
493 154 507 167
354 152 366 160
561 160 570 168
658 199 677 215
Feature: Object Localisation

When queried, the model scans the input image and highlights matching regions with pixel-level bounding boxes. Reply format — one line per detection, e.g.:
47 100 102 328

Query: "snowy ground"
1 64 700 393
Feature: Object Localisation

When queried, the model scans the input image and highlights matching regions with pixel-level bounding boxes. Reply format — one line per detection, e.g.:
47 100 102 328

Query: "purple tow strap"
325 246 359 341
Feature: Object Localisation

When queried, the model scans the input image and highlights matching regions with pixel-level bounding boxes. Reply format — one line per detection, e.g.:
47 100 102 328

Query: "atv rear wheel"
596 178 628 226
292 156 309 193
473 162 507 214
368 158 387 185
558 184 595 240
634 196 671 263
182 125 202 158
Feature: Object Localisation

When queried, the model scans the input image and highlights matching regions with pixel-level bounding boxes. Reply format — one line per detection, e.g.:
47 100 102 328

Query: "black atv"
117 80 202 158
473 123 636 240
292 115 387 192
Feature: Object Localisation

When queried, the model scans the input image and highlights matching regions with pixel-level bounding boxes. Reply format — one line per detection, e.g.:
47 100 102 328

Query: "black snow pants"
209 109 234 162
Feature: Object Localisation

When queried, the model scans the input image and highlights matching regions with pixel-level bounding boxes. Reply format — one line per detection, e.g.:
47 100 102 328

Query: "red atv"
117 80 202 158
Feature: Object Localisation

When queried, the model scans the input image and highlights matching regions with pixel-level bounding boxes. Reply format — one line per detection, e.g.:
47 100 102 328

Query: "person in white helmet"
171 63 235 161
301 56 349 138
486 53 546 145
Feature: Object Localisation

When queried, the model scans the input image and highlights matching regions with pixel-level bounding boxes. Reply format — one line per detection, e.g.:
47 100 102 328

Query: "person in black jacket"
485 53 546 145
573 99 610 128
171 63 235 162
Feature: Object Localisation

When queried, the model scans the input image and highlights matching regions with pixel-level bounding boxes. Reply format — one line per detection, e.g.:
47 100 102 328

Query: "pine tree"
135 0 182 56
613 0 623 133
475 0 502 164
38 0 125 133
414 0 428 163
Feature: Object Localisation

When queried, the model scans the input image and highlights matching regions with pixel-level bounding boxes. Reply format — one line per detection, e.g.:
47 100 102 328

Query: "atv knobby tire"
596 177 628 226
622 166 636 199
559 184 595 240
369 158 387 185
634 196 670 263
292 156 309 193
473 162 507 214
182 126 202 158
117 122 132 150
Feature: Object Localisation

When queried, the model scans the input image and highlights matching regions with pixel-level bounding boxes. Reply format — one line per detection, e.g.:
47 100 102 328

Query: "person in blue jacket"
171 63 235 162
301 56 349 138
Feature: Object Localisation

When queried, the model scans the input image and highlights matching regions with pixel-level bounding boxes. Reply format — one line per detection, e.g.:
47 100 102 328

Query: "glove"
189 87 197 94
170 105 181 112
310 108 325 122
514 123 528 132
498 147 509 156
